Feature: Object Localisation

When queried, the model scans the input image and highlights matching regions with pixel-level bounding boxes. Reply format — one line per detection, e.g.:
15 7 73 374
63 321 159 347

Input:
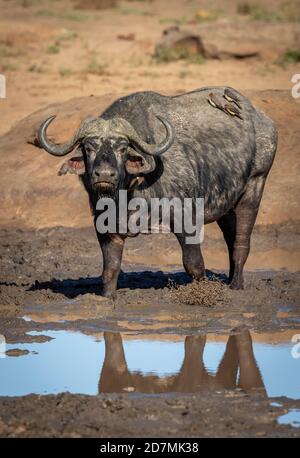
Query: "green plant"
276 48 300 67
47 44 60 54
188 55 206 65
280 1 300 22
0 44 22 58
28 64 44 73
237 2 300 23
35 10 56 18
57 30 78 42
159 16 188 26
35 10 89 21
249 6 281 22
59 67 73 77
61 12 89 21
155 46 189 63
16 0 39 6
87 58 107 74
155 45 206 64
194 9 219 23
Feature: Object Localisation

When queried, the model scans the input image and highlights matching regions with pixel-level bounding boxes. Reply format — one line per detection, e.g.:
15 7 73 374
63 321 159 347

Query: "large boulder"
0 90 299 229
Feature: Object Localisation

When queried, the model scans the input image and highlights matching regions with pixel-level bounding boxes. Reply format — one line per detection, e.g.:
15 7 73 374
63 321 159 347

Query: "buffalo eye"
85 145 93 154
117 145 127 154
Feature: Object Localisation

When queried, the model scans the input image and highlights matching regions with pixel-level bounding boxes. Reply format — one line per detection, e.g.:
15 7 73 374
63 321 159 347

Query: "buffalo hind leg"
230 176 266 289
217 209 236 283
97 233 125 298
236 329 266 395
175 233 205 280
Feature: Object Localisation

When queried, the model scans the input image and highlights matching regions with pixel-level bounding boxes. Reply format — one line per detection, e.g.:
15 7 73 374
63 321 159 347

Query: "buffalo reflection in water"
98 329 266 396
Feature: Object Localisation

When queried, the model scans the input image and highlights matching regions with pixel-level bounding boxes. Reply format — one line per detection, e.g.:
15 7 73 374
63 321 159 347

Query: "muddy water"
278 409 300 428
1 327 300 412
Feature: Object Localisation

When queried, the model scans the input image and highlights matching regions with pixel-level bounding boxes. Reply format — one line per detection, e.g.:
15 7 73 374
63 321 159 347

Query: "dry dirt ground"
1 0 300 137
0 0 300 438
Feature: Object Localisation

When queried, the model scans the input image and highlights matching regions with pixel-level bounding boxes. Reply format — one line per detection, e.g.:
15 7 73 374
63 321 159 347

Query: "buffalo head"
37 115 174 197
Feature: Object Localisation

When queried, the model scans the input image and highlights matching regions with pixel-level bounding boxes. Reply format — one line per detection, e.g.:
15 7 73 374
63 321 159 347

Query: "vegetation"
159 16 188 26
120 7 149 16
237 1 300 22
0 44 22 58
276 48 300 67
87 58 107 75
47 44 60 55
36 10 89 21
28 64 45 73
155 46 205 64
194 9 220 23
57 30 78 42
59 67 73 77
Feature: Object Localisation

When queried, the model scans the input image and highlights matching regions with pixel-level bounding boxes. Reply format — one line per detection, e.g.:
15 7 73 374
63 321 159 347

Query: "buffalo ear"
125 148 155 175
58 156 86 176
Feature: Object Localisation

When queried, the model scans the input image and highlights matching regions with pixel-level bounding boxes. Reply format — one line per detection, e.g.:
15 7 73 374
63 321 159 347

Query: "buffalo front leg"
99 332 132 393
230 176 266 290
172 335 208 392
215 335 239 389
175 233 205 280
97 234 125 298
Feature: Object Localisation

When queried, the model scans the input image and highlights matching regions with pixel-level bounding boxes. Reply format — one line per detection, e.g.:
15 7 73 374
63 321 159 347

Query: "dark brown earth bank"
1 393 299 438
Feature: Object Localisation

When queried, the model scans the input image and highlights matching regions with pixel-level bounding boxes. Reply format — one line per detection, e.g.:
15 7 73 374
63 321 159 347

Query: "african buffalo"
37 87 277 297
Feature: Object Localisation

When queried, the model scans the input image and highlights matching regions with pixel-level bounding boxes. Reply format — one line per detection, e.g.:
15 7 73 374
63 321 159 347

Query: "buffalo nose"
94 167 117 182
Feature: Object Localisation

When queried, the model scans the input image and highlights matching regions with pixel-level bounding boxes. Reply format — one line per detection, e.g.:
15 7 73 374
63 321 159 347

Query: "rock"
154 26 206 61
5 348 29 357
213 43 259 60
154 26 260 61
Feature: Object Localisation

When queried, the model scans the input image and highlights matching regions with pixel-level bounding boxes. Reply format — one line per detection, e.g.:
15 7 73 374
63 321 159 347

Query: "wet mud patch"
1 324 300 437
0 226 299 437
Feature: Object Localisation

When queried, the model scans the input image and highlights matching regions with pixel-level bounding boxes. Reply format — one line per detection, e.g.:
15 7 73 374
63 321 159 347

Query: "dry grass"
168 277 229 307
237 1 300 22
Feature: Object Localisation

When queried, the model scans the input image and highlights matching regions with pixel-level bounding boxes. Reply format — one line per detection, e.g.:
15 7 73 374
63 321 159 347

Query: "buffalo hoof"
102 288 117 301
229 279 244 290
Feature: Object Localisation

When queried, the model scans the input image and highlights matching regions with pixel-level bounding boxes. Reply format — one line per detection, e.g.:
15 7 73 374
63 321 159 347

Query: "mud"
0 225 299 437
1 326 300 438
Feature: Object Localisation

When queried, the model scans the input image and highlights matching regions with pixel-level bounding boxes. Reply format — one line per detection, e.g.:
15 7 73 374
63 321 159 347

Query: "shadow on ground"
28 270 227 299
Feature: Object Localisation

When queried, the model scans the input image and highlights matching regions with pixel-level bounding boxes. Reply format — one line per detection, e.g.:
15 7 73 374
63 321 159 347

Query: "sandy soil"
0 0 299 438
1 0 300 136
